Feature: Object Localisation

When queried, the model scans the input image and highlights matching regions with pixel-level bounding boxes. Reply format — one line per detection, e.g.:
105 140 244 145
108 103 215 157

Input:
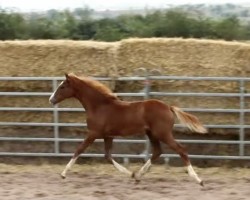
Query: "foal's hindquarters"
102 100 205 186
132 101 205 186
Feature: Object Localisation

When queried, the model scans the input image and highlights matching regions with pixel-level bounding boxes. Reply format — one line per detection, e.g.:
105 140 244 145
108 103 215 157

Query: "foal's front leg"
104 137 133 177
61 134 97 179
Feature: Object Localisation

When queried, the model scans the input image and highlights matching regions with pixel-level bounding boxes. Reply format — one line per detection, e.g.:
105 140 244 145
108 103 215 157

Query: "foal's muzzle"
49 95 57 105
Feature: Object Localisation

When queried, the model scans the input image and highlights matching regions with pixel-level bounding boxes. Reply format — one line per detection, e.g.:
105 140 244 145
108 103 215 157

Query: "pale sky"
0 0 250 12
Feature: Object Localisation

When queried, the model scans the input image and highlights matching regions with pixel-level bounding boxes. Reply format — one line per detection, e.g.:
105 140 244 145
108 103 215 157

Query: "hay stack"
1 38 250 78
116 38 250 77
0 40 118 77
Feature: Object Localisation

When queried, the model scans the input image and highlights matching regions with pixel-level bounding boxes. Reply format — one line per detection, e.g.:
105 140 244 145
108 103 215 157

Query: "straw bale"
116 38 250 77
0 40 118 77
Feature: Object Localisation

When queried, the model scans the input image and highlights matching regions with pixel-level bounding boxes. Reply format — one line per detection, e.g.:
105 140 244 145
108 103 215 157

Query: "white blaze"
49 92 55 104
49 81 63 104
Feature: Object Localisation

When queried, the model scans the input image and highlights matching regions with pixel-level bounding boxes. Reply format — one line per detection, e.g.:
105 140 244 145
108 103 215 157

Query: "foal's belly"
105 121 146 137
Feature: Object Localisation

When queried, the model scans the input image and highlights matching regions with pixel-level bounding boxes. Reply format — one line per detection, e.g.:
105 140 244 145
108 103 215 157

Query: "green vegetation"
0 7 249 41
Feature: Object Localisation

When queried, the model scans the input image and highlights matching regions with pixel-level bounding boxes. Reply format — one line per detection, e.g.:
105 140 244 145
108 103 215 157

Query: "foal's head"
49 73 75 105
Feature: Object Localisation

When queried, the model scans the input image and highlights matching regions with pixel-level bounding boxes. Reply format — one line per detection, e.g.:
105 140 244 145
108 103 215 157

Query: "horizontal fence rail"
0 76 249 162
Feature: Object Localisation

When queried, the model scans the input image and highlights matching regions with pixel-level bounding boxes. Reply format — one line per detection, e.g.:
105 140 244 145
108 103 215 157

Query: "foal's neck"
73 82 116 112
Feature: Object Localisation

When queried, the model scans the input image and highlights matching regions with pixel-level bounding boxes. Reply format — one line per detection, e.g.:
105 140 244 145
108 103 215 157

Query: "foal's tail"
170 106 207 134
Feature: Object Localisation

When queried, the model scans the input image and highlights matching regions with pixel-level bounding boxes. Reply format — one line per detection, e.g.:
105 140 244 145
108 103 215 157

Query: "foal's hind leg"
104 137 133 176
134 131 162 180
163 133 203 186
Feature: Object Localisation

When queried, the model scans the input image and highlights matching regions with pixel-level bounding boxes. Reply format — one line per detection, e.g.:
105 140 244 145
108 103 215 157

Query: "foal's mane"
69 73 117 99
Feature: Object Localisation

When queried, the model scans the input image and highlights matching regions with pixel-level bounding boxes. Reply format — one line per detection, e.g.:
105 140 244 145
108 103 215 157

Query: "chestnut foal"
49 73 207 186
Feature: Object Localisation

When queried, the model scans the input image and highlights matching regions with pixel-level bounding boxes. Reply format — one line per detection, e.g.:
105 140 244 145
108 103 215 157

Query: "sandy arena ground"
0 163 249 200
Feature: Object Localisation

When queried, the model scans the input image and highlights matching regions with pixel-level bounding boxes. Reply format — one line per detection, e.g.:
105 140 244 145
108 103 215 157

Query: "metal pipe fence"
0 76 250 161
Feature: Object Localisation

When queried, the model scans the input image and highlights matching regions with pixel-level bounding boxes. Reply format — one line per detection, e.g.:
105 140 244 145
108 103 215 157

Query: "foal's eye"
60 86 65 89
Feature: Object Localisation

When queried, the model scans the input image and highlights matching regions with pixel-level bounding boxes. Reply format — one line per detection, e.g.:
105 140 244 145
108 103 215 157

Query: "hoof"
131 172 141 183
200 180 204 187
61 174 66 179
135 179 141 184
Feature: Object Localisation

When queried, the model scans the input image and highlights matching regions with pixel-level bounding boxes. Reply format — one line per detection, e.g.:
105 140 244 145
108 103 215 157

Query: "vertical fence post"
133 67 151 161
239 79 245 156
134 68 161 161
144 71 151 161
52 79 60 154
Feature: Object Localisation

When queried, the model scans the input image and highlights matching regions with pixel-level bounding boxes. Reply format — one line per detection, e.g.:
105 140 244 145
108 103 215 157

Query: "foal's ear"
65 73 70 81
